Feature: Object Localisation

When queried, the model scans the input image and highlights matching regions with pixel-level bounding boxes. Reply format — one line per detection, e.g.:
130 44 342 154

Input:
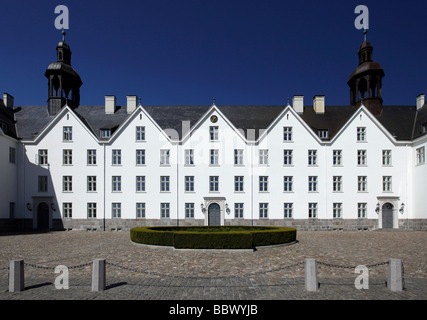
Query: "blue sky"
0 0 426 107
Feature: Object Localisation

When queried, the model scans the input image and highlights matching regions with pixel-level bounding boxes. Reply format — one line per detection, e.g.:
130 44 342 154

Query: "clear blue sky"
1 0 426 107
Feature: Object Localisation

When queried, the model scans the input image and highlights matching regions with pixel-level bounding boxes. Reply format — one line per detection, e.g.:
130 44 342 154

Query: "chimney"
3 93 14 110
313 95 325 114
417 94 425 110
292 95 304 114
105 95 116 114
126 95 138 114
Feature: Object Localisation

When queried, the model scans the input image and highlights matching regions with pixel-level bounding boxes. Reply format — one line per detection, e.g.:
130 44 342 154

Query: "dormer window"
318 129 329 139
422 123 427 134
100 129 111 139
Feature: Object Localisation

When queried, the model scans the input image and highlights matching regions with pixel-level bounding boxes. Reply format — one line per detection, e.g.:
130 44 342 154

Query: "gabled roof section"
376 105 417 141
413 102 427 140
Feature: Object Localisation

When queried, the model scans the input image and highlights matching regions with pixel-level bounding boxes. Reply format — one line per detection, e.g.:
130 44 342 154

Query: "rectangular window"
234 176 244 192
63 176 72 192
333 203 342 219
63 149 72 165
112 149 121 165
160 176 170 192
136 150 146 165
209 176 219 192
100 129 111 139
308 150 317 166
259 176 268 192
38 149 48 165
210 126 219 141
160 149 170 165
357 127 366 142
234 149 244 166
358 203 367 218
283 176 293 192
112 203 121 218
308 203 318 218
308 176 318 192
136 203 146 218
283 150 293 166
38 176 48 192
63 203 72 218
185 176 194 192
259 203 268 219
284 203 293 218
419 147 426 164
112 176 121 192
136 176 146 192
185 149 194 165
87 176 97 192
185 203 195 218
357 150 367 166
136 126 145 141
210 149 219 165
259 149 268 165
333 176 342 192
333 150 342 166
283 127 293 141
160 203 170 219
9 147 16 164
87 203 97 218
382 150 392 166
383 176 392 192
234 203 244 219
318 130 329 139
63 126 73 141
87 149 97 165
358 176 368 192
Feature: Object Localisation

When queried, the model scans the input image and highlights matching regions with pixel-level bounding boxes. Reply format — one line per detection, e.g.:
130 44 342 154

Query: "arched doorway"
382 203 394 229
208 203 221 226
37 202 50 231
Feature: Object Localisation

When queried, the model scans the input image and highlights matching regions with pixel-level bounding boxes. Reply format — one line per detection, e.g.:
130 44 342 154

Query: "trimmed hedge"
130 226 297 249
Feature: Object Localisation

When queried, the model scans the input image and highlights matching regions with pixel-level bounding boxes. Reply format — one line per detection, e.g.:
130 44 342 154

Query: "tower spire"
363 28 368 42
62 28 66 42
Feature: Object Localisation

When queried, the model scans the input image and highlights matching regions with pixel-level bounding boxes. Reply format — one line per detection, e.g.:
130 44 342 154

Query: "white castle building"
0 32 426 232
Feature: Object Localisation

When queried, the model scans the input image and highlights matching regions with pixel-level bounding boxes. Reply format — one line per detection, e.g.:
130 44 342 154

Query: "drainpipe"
103 143 106 231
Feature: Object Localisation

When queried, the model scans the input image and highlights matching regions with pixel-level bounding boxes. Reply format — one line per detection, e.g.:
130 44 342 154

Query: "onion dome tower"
44 29 82 116
348 29 385 115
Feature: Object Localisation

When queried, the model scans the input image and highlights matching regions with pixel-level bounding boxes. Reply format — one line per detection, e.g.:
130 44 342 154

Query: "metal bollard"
9 260 25 292
387 258 403 291
92 259 106 292
305 258 318 292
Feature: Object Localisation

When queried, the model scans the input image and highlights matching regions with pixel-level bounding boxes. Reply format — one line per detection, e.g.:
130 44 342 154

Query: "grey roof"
0 100 18 139
413 102 427 140
14 105 53 140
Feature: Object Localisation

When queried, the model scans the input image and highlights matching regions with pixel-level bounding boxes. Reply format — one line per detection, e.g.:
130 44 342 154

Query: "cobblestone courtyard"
0 230 426 301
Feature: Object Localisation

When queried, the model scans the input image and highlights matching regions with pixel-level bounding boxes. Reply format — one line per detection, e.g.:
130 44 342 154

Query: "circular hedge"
130 226 297 249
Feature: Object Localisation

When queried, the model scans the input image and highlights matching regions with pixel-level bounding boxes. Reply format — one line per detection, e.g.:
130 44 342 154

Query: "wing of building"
1 33 426 232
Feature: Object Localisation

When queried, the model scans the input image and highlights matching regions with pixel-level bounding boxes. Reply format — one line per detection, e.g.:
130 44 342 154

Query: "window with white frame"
358 176 368 192
234 203 244 219
333 150 342 166
160 203 170 219
63 149 72 165
284 203 293 218
136 150 145 165
63 176 72 192
100 129 111 139
112 149 121 165
259 203 268 219
234 149 244 166
87 176 97 192
38 176 48 192
308 203 318 218
136 126 145 141
283 127 293 141
185 203 195 218
87 203 97 218
318 129 329 139
234 176 244 192
38 149 48 165
210 149 219 165
382 150 392 166
112 203 121 218
160 149 170 165
357 127 366 142
308 150 317 166
87 149 96 165
209 126 219 141
63 203 72 218
259 149 268 165
63 126 73 141
209 176 219 192
185 176 194 192
357 150 367 166
383 176 392 192
160 176 170 192
416 147 425 165
308 176 318 192
185 149 194 165
333 176 343 192
283 176 293 192
333 203 342 219
283 150 293 166
136 176 146 192
136 203 146 218
259 176 268 192
358 203 367 218
112 176 121 192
